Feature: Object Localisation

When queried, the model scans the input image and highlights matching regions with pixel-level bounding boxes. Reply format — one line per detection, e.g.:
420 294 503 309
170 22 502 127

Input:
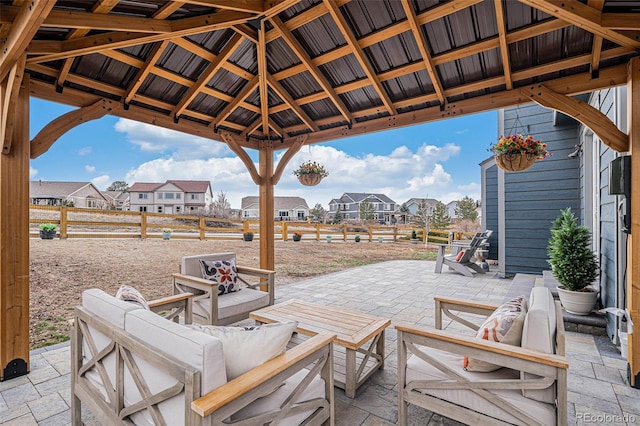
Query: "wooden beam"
30 99 115 159
270 15 353 124
518 0 640 49
493 0 512 90
26 11 254 64
324 0 396 115
400 0 445 104
258 140 275 272
220 131 262 183
257 20 270 140
124 40 170 105
212 76 259 127
0 73 30 381
173 33 244 118
267 74 319 132
180 0 264 13
273 134 307 184
0 1 54 82
1 55 25 155
601 13 640 30
522 83 628 152
627 56 640 388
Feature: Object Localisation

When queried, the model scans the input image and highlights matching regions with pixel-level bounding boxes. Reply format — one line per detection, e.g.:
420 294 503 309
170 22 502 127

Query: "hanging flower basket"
489 134 550 172
293 161 328 186
495 151 537 172
298 173 323 186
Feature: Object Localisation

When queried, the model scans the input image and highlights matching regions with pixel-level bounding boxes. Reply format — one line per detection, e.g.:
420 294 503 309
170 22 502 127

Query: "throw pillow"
455 250 465 262
190 321 298 380
115 284 150 310
464 296 528 372
200 259 239 295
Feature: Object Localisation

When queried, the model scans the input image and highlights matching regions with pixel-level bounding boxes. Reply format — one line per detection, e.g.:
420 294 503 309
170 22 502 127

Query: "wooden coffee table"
250 299 391 398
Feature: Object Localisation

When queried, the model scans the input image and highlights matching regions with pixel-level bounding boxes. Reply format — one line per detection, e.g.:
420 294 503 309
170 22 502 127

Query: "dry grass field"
29 238 437 348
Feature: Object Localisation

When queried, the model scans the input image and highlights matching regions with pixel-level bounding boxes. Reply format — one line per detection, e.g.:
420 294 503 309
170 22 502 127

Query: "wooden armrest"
172 272 217 287
395 323 568 369
236 265 276 276
434 296 499 312
192 332 336 417
148 292 193 309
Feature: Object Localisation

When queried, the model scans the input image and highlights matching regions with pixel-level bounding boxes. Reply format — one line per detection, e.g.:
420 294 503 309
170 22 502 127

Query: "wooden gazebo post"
259 141 275 271
0 71 30 381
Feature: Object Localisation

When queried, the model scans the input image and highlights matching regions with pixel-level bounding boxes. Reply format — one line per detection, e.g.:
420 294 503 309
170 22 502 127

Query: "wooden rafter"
521 84 628 152
173 33 244 119
587 0 604 77
400 0 445 105
270 15 353 124
519 0 640 49
493 0 512 90
1 54 25 154
30 99 115 159
26 11 254 64
0 1 53 82
602 13 640 30
269 119 286 138
257 20 270 139
267 75 319 132
124 40 170 105
324 0 396 115
212 76 259 127
180 0 264 14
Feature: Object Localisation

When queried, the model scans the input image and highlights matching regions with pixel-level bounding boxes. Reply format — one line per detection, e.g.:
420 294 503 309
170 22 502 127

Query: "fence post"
141 212 147 239
199 217 205 240
342 224 347 241
368 226 373 242
282 222 288 241
60 207 67 240
393 226 397 242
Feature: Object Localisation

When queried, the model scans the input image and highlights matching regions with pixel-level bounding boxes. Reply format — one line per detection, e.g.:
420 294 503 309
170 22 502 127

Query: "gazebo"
0 0 639 388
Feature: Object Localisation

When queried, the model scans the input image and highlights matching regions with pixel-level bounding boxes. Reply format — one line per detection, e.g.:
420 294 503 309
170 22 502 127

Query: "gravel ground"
29 238 435 348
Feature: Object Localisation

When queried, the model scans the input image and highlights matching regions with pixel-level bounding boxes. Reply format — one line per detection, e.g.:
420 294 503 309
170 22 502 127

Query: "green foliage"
430 201 451 230
61 199 75 207
359 200 375 221
547 208 599 291
107 180 129 192
399 203 409 214
455 196 478 221
411 230 417 239
39 223 57 232
332 207 343 224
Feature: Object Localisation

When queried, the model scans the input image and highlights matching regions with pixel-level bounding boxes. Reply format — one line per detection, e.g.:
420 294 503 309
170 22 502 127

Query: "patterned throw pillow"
200 259 239 295
190 321 298 379
464 296 528 372
115 284 150 310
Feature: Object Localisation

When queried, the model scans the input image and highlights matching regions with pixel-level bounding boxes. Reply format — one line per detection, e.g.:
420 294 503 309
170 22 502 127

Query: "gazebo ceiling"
2 0 640 151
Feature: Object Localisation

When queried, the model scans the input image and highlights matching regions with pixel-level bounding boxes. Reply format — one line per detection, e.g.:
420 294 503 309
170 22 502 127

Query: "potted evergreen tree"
547 208 600 315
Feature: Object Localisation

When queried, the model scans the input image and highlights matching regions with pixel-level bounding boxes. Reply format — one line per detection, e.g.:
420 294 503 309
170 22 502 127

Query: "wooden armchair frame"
173 256 275 325
72 301 335 425
397 296 568 426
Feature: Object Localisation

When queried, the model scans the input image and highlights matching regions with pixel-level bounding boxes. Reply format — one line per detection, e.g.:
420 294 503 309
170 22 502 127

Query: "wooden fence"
30 205 464 244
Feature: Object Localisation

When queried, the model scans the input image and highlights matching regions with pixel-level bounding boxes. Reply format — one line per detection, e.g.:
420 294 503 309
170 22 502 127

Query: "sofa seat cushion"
231 368 326 426
521 287 557 404
406 347 555 426
123 309 227 426
193 287 270 320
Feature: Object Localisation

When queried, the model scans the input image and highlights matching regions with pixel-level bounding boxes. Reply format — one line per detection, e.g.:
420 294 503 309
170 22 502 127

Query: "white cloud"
114 118 229 159
85 165 96 173
78 147 92 156
122 142 479 210
91 175 111 190
30 167 38 179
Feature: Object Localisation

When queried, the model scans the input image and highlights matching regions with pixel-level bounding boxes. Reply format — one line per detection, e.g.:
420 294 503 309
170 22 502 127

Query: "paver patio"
1 260 638 425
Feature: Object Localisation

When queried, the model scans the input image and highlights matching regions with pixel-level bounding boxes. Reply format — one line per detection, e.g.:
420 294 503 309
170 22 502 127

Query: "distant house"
446 201 458 219
398 198 438 223
30 181 108 209
328 193 396 223
102 190 130 211
128 180 213 215
241 196 309 221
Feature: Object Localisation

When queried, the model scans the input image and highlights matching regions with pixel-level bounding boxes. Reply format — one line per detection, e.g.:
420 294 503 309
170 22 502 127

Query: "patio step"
508 273 607 336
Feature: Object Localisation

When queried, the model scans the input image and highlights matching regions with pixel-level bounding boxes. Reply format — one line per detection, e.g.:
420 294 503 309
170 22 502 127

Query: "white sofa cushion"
521 287 557 403
464 296 528 372
191 321 298 379
193 287 270 321
407 347 556 426
124 309 227 426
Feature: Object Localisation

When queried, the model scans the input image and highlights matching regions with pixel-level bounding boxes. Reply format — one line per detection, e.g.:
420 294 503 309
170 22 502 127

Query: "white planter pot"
557 286 598 315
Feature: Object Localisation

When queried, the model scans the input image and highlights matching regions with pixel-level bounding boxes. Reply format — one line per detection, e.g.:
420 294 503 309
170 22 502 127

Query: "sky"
29 98 498 210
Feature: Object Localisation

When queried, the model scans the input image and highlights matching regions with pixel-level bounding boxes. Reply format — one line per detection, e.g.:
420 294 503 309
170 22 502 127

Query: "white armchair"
172 253 275 325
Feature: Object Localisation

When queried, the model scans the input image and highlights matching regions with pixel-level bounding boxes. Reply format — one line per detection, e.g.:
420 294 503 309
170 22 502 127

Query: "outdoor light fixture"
568 144 582 158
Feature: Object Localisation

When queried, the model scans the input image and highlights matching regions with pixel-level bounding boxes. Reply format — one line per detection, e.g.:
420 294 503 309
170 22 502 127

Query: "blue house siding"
502 104 580 276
